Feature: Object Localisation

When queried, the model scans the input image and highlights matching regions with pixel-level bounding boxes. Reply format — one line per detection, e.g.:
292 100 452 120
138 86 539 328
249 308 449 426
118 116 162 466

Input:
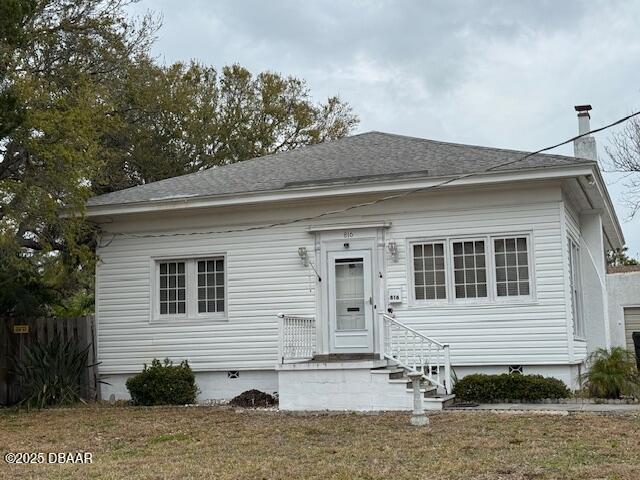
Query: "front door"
328 250 374 353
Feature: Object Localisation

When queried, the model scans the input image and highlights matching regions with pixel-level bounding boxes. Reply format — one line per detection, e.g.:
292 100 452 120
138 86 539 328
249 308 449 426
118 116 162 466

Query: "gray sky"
130 0 640 256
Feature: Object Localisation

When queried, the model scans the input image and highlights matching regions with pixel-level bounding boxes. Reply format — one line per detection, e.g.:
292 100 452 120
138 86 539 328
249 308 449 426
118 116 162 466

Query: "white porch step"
278 359 455 411
377 362 455 407
406 385 439 397
387 378 413 384
424 394 456 409
371 368 404 375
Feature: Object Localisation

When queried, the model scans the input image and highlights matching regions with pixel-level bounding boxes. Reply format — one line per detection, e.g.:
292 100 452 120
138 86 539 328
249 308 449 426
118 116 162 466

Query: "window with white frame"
156 256 226 318
412 242 447 300
568 239 584 338
409 233 533 304
159 261 186 314
452 240 487 299
494 237 530 297
197 259 225 313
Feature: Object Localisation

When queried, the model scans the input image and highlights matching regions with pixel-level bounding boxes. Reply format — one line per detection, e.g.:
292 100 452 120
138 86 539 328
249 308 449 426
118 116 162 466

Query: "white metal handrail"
277 313 316 363
381 313 452 394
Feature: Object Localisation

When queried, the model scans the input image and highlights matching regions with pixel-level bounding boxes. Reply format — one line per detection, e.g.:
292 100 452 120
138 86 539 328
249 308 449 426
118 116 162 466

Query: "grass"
1 405 639 479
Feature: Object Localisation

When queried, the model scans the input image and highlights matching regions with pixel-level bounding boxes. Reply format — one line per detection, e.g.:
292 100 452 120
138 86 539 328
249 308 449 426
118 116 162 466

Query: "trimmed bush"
126 359 198 406
453 373 570 402
581 347 640 399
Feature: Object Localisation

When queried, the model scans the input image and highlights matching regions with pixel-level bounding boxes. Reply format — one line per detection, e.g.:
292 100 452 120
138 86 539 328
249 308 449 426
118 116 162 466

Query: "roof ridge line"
363 130 581 161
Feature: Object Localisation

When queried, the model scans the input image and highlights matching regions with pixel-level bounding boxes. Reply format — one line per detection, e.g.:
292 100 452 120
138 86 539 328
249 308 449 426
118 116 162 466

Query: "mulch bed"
229 389 277 408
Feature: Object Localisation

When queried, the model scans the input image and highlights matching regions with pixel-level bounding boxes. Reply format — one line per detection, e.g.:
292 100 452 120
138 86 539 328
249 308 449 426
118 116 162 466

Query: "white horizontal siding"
386 198 570 365
96 184 573 373
97 223 316 373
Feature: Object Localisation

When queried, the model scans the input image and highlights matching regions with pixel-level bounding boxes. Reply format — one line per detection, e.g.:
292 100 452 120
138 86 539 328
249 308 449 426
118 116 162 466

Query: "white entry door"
328 250 374 353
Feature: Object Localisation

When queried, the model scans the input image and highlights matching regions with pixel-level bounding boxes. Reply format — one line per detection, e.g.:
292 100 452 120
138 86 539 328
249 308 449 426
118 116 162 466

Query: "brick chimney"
573 105 598 161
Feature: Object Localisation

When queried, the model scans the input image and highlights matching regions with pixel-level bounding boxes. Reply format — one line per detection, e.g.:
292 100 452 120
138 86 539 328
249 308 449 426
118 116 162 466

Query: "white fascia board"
590 167 625 248
85 164 596 219
305 221 392 232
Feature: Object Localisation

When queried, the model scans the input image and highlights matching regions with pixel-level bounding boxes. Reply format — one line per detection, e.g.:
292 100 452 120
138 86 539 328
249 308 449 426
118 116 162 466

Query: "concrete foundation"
452 364 583 390
100 370 278 402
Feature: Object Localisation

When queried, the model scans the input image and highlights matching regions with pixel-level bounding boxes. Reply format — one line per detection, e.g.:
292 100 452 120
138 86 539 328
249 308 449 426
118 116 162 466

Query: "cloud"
130 0 640 254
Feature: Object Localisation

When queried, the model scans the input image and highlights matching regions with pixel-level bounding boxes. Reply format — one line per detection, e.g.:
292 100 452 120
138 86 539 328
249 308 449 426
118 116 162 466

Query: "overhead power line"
485 110 640 172
104 110 640 242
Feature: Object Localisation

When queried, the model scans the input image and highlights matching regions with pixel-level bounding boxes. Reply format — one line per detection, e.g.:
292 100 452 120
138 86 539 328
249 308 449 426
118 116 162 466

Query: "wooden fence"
0 316 98 406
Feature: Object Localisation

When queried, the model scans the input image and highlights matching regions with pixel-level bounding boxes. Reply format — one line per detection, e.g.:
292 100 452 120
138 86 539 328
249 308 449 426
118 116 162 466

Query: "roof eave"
591 166 625 248
84 163 597 219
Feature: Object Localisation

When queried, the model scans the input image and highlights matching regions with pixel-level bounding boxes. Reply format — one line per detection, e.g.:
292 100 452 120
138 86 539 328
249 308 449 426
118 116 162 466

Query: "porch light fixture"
298 247 309 267
387 240 399 262
297 246 321 282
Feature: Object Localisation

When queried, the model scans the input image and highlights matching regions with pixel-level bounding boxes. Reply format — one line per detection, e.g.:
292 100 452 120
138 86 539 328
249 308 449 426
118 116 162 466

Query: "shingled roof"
87 131 593 207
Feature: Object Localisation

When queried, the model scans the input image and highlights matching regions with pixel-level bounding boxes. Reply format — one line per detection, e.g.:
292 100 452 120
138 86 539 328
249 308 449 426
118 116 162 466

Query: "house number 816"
344 231 354 238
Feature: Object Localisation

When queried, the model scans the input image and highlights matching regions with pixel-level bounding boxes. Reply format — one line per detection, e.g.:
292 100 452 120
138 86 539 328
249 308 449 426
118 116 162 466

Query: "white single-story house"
88 105 624 410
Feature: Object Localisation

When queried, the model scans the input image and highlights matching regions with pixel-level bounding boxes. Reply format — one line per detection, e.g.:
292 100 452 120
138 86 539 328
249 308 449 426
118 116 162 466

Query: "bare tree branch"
605 117 640 216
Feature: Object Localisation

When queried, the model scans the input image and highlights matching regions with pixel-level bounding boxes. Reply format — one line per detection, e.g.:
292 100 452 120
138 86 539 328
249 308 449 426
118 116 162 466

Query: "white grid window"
197 259 225 313
409 233 534 305
452 240 487 299
155 256 226 319
412 242 446 300
568 239 584 338
494 237 530 297
159 261 186 315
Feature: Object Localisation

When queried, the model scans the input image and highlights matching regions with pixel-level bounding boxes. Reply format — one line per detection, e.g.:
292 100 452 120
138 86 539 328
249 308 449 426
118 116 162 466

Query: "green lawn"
0 406 638 479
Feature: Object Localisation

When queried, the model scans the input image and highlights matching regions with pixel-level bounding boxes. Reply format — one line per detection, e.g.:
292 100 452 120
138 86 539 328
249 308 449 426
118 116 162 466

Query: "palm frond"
581 347 640 399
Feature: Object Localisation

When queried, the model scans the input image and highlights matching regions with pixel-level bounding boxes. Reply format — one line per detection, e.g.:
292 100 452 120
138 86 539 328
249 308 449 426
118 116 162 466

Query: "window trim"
149 253 228 322
449 237 491 305
157 259 188 318
194 257 226 317
490 234 535 303
568 237 585 340
408 239 450 306
406 231 535 306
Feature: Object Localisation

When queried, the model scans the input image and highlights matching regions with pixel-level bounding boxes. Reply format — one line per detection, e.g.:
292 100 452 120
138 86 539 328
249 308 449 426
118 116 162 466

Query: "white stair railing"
277 313 316 363
381 313 452 394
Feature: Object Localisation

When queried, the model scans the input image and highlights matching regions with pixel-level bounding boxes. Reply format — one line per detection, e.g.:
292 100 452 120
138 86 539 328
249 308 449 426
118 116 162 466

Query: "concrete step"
370 367 404 375
425 394 456 409
370 365 453 409
312 353 378 362
406 385 439 398
387 378 414 385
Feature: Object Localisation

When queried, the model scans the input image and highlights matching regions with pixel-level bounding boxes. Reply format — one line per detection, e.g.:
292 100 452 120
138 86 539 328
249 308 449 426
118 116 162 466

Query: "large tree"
0 0 358 317
1 0 157 316
97 60 357 193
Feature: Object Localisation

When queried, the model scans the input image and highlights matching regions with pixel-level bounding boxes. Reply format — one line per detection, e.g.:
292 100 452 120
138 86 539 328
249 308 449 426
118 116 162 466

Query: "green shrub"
581 347 640 399
126 359 199 406
453 373 570 402
14 335 91 409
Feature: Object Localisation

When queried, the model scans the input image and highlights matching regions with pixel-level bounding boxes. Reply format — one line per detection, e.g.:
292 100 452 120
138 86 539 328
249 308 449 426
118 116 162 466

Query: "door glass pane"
335 258 365 331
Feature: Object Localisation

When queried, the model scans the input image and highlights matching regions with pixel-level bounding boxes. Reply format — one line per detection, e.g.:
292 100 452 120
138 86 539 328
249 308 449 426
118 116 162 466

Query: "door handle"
368 296 373 305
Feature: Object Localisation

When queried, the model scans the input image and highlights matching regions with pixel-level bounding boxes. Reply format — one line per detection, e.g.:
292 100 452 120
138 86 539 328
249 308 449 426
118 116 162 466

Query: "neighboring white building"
88 106 624 410
607 266 640 361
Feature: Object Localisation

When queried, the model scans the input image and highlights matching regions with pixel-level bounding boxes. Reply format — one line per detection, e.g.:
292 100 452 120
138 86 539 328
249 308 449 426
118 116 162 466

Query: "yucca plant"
13 335 92 408
581 347 640 399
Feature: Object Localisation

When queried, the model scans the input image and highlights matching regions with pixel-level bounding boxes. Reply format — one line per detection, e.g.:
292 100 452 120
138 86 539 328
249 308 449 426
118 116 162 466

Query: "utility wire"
103 110 640 243
485 109 640 172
